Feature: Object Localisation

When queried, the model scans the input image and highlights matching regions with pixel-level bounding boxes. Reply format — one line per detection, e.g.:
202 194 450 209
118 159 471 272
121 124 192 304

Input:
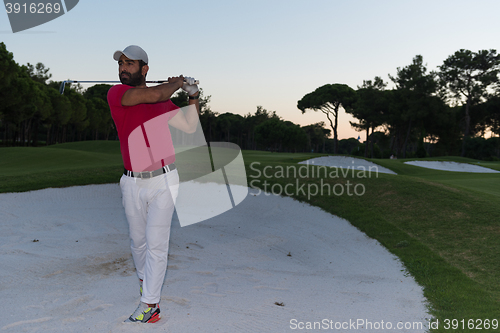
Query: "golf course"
1 140 499 332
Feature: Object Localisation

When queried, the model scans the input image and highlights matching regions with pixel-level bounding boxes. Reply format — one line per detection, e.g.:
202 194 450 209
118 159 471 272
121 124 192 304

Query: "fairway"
421 174 500 197
374 157 500 197
0 142 123 193
0 144 121 176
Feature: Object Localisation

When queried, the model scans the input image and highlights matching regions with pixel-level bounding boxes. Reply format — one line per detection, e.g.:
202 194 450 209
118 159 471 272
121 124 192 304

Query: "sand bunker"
0 184 428 332
299 156 397 175
404 161 500 173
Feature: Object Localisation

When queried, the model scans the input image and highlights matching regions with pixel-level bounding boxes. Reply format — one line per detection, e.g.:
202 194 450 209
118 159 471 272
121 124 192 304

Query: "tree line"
0 42 114 146
298 52 500 159
1 42 499 159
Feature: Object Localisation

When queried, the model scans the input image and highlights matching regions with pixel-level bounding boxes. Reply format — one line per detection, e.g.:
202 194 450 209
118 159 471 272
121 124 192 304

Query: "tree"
389 55 439 157
302 122 330 153
216 112 243 143
45 87 71 144
338 138 361 155
0 42 22 144
1 67 52 146
25 62 51 84
483 96 500 136
243 106 279 150
0 42 19 95
66 91 88 142
24 81 51 146
349 76 388 158
297 84 356 154
85 97 111 140
254 117 287 151
439 49 500 156
83 84 113 102
170 90 190 108
83 84 114 140
282 121 307 152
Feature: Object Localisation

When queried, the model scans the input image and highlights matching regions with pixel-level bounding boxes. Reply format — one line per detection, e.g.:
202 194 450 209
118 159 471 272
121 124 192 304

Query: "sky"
2 0 500 140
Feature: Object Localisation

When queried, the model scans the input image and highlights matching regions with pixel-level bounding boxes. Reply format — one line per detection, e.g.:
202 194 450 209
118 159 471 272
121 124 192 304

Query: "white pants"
119 170 179 304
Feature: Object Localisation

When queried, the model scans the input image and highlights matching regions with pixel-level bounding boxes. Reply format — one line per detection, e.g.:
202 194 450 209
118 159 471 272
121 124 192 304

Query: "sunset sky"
2 0 500 139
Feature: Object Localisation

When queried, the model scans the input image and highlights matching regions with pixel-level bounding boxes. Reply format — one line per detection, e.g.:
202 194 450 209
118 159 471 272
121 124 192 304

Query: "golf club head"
59 81 66 95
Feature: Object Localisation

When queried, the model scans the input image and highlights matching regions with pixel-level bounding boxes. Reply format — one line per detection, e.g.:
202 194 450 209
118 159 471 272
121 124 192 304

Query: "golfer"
107 45 200 323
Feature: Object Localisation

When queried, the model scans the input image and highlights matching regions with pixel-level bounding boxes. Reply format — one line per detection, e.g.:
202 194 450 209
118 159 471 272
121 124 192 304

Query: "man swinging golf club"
107 45 200 323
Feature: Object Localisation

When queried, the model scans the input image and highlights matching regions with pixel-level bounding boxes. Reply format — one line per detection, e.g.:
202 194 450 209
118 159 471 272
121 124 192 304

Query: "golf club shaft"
66 80 199 84
59 79 199 94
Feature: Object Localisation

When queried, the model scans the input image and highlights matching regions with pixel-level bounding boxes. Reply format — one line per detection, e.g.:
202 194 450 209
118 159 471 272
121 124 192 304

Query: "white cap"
113 45 148 64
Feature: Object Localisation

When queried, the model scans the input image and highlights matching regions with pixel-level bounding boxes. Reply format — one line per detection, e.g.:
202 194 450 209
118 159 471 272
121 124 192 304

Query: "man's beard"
120 69 144 86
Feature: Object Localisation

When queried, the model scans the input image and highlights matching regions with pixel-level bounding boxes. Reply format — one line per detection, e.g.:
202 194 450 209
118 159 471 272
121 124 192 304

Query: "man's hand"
168 76 200 133
181 76 199 96
168 75 185 90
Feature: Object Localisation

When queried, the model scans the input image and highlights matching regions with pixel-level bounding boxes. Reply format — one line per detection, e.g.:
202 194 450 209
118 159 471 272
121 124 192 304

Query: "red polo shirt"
107 84 179 172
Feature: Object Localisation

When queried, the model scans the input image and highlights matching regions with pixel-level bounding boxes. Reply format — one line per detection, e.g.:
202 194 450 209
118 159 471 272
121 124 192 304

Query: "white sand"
299 156 397 175
0 184 429 332
405 161 500 173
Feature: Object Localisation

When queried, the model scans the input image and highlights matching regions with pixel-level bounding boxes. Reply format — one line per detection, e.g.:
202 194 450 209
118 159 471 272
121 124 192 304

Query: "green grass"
374 158 500 197
0 141 123 192
44 140 122 154
1 142 500 331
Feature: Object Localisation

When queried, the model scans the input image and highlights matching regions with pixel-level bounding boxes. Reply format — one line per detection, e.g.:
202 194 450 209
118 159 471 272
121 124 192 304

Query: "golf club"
59 79 200 94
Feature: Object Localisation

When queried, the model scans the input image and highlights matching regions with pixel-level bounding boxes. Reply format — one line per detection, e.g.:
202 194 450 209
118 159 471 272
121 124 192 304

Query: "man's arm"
168 91 200 134
121 76 185 106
